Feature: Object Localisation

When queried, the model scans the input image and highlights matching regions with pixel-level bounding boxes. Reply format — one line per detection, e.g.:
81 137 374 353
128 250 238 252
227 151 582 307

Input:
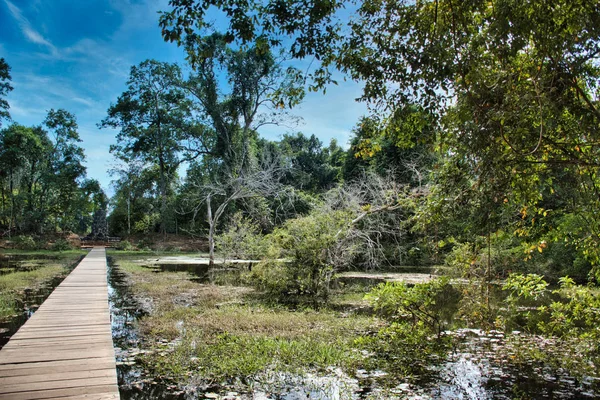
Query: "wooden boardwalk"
0 248 120 399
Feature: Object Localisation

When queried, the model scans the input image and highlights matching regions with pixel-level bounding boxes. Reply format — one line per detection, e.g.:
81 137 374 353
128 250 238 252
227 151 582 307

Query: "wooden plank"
0 359 117 376
0 248 120 399
0 369 117 388
0 384 119 400
0 376 117 394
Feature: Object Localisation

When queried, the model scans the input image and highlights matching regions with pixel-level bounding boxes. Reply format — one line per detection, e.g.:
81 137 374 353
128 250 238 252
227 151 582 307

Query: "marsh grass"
0 251 86 319
110 253 377 386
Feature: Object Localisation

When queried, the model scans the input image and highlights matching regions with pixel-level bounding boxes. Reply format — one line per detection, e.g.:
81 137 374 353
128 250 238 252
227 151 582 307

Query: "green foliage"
504 273 549 302
101 60 194 235
12 236 38 250
0 109 100 235
0 58 12 126
132 213 160 234
249 209 351 301
355 321 451 380
279 133 343 192
538 277 600 340
216 212 267 260
501 273 600 342
51 238 73 252
365 277 453 337
114 240 134 251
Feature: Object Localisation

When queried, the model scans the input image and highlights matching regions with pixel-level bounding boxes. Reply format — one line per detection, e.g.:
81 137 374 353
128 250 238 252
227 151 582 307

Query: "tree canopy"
0 58 13 127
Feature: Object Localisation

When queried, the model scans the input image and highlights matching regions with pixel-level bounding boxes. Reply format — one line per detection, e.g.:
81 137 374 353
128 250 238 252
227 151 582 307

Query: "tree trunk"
127 193 131 236
207 195 215 268
8 170 14 238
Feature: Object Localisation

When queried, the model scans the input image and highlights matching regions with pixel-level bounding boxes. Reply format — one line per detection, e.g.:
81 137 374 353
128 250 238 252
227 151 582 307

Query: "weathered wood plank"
0 384 119 400
0 368 116 386
0 248 120 399
0 358 117 376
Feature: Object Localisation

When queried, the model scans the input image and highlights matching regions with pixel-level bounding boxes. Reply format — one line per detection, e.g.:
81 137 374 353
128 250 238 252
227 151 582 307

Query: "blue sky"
0 0 367 196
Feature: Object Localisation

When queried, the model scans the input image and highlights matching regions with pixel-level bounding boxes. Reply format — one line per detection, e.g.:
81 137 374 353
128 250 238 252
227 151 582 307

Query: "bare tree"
182 156 283 267
325 170 426 271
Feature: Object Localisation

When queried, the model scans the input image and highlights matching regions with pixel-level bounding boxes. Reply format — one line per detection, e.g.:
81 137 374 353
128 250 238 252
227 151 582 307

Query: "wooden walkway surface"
0 248 119 399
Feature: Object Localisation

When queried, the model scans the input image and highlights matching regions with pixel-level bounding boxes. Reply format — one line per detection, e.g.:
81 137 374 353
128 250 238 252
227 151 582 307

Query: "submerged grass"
0 250 86 319
109 252 377 388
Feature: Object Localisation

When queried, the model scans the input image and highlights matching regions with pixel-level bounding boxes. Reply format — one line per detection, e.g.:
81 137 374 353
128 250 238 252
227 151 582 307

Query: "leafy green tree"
108 162 162 237
101 60 201 235
279 132 342 192
180 35 305 263
0 124 43 234
43 109 87 232
183 33 304 175
0 110 101 236
344 112 436 186
0 58 12 126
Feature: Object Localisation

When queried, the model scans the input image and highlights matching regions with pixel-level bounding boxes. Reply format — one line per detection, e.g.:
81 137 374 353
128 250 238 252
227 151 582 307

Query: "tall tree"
180 35 305 263
0 58 12 127
184 33 304 175
43 109 87 232
101 60 199 236
0 125 41 234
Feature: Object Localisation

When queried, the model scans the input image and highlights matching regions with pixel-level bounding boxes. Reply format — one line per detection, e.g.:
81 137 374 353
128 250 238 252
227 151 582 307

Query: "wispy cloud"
4 0 57 55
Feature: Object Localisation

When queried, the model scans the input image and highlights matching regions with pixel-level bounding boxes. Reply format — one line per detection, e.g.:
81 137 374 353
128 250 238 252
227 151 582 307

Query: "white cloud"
4 0 57 56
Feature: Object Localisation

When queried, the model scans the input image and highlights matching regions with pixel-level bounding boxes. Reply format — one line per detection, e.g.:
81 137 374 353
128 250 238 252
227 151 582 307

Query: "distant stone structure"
81 209 120 245
90 209 109 238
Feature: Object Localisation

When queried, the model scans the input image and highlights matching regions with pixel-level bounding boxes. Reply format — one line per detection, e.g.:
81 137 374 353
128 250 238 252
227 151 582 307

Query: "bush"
114 240 134 251
248 209 352 301
216 212 267 260
12 235 37 250
365 277 455 336
51 238 73 251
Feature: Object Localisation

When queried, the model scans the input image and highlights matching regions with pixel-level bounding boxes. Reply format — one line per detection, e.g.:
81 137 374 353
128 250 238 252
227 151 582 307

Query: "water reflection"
106 260 600 399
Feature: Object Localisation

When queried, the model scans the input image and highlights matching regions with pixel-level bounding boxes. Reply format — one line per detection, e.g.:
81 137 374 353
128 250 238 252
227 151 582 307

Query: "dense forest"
2 0 600 396
1 0 599 285
0 0 598 310
0 59 106 237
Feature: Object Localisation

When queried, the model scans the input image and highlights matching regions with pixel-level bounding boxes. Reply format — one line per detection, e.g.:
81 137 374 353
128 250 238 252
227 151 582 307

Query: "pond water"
106 259 600 399
107 257 187 399
0 253 85 348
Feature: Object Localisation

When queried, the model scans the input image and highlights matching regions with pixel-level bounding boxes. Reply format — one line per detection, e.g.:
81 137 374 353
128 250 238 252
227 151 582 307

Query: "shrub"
365 277 454 337
216 212 267 260
248 209 352 301
114 240 134 251
51 238 73 251
12 235 37 250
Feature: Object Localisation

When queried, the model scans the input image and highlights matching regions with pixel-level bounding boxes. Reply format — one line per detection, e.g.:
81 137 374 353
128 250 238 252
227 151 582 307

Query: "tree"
279 132 342 192
182 158 283 266
161 0 600 271
101 60 201 236
0 110 102 236
179 35 305 260
43 109 87 232
0 125 43 235
0 58 12 126
183 33 304 175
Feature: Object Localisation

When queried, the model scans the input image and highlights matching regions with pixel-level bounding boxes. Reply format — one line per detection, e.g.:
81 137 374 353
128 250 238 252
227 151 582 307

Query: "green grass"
0 252 85 319
2 249 88 257
0 264 66 292
110 253 377 387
